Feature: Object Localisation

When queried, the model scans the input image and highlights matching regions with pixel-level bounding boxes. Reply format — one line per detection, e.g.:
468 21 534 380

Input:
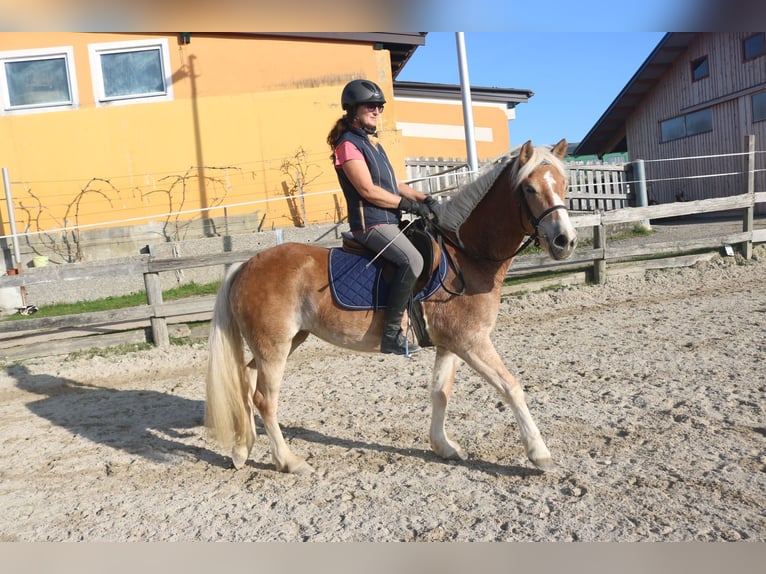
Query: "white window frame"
0 46 78 116
88 38 173 107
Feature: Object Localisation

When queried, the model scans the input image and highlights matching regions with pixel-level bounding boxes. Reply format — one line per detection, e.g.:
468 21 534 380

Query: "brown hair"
326 115 351 160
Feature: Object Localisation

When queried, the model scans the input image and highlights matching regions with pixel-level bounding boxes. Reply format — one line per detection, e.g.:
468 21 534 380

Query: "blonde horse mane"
431 144 568 245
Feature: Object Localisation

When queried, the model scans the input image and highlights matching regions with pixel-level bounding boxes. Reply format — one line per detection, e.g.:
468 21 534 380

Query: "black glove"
398 197 434 220
424 196 439 211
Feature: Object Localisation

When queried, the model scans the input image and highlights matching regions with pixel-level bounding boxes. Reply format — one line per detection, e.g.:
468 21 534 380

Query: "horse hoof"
531 456 556 472
231 447 250 469
292 461 315 475
277 459 315 475
432 441 466 461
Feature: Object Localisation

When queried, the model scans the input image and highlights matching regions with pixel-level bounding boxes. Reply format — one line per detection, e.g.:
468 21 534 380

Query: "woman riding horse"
326 79 436 355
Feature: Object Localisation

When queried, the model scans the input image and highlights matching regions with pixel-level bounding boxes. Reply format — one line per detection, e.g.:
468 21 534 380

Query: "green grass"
4 280 222 321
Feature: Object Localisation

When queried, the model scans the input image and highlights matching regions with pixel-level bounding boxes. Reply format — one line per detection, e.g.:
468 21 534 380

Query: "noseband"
513 187 568 258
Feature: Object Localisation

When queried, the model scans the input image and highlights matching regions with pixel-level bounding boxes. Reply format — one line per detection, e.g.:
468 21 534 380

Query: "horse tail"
205 262 251 451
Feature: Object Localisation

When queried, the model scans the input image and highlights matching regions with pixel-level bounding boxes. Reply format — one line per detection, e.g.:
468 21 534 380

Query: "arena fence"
0 187 763 361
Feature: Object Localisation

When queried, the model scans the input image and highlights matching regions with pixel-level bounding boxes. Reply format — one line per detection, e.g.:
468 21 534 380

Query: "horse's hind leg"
429 347 466 460
230 361 258 469
253 348 314 475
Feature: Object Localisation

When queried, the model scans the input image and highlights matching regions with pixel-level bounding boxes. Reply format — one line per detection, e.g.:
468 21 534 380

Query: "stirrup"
381 330 420 356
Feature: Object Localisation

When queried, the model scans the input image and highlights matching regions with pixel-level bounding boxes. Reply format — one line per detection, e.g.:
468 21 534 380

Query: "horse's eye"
524 184 536 195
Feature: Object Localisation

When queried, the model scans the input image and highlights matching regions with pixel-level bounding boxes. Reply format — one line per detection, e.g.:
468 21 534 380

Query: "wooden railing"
0 191 763 361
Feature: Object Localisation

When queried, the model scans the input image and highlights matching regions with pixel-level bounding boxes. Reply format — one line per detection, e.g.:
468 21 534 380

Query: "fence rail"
0 189 763 362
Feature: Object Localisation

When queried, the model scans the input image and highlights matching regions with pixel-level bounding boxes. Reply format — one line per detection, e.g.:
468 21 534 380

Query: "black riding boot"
381 272 421 356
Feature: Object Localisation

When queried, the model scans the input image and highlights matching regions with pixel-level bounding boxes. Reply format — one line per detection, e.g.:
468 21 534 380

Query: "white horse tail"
205 263 251 453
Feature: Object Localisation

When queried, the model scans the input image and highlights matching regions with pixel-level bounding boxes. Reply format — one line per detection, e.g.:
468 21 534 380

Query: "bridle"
430 166 569 296
513 184 569 258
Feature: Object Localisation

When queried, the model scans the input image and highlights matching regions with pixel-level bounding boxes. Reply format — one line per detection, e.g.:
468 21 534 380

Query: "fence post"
144 270 170 347
2 167 22 270
631 159 651 230
742 134 755 260
592 218 607 284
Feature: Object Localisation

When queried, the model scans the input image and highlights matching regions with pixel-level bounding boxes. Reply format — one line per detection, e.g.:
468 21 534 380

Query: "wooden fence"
406 156 632 211
0 188 763 362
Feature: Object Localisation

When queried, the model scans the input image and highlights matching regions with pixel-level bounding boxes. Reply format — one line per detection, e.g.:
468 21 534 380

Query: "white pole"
456 32 479 173
2 167 22 269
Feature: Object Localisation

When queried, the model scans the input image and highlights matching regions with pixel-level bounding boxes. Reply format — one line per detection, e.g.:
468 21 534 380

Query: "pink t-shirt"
334 140 363 168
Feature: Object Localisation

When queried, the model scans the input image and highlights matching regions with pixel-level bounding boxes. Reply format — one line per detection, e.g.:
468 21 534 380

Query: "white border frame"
88 38 174 108
0 46 78 116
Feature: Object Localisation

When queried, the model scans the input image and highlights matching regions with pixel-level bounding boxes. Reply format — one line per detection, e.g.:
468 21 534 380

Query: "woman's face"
355 102 384 131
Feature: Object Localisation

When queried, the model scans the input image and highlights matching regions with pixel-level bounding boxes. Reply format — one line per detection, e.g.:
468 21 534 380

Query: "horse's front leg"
462 340 554 470
430 347 466 460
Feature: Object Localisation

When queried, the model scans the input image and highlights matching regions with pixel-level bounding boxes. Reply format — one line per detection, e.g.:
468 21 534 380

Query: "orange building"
0 32 531 264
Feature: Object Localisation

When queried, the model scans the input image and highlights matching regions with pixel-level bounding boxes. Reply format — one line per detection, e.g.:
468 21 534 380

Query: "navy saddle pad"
328 248 447 310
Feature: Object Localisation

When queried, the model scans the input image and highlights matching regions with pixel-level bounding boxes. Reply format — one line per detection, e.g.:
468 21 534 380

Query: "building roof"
393 81 533 107
574 33 698 157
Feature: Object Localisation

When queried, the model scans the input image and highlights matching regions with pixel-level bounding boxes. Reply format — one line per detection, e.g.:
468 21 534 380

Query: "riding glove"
398 197 434 220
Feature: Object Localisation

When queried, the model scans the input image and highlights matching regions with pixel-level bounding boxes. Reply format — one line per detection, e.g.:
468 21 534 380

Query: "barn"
575 32 766 213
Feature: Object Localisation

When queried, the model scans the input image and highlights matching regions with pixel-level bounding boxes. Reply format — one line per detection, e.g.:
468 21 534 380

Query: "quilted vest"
335 126 401 231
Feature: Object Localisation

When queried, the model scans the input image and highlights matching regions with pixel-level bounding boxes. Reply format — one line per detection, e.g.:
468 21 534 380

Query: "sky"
396 32 667 148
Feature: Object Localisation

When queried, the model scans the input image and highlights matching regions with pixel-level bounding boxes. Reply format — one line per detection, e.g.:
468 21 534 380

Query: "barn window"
660 108 713 142
743 33 765 61
691 56 709 82
753 92 766 123
660 117 685 142
88 38 173 107
0 46 78 115
686 109 713 136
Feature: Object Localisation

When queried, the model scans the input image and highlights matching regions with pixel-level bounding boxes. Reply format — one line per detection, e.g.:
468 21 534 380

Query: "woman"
327 79 435 356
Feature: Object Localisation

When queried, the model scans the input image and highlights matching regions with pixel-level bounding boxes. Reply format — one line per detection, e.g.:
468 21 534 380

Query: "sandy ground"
0 245 764 542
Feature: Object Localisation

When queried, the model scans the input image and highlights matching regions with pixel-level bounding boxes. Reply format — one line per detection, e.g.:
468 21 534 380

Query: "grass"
4 280 222 321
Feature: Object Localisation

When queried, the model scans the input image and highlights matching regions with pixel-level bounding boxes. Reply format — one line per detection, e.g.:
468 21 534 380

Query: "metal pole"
632 159 651 230
743 134 755 260
455 33 478 174
2 167 22 269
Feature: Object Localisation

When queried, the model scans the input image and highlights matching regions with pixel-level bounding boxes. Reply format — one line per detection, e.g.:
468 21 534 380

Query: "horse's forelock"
510 146 567 190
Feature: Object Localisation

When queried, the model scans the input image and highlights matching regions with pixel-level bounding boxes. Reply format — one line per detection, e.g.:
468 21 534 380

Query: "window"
660 116 685 142
0 46 78 115
691 56 709 81
88 38 173 107
660 108 713 142
753 92 766 123
743 33 765 61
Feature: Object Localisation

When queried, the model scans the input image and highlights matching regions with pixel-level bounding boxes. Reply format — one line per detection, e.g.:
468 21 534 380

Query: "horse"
205 139 577 474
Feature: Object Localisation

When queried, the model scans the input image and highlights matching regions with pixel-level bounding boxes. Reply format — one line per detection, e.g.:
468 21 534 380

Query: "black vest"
335 126 400 231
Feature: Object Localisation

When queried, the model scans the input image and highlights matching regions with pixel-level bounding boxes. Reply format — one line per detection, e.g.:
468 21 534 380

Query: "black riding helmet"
341 79 386 112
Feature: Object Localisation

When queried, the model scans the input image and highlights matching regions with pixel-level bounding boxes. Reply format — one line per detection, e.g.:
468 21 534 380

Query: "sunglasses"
364 103 385 112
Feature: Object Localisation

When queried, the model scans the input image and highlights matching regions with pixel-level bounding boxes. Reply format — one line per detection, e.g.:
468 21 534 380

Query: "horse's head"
513 139 577 260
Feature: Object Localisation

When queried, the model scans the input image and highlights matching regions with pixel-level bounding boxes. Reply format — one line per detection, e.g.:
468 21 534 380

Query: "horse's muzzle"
545 227 577 260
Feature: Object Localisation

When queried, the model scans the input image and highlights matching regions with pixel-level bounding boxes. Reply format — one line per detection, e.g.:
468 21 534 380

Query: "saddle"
339 223 442 295
328 222 445 347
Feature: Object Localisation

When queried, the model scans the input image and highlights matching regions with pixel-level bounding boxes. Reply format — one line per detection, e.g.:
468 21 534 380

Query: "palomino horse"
205 139 577 474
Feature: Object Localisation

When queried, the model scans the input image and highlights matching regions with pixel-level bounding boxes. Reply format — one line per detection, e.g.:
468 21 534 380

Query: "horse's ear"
551 139 568 159
518 140 534 166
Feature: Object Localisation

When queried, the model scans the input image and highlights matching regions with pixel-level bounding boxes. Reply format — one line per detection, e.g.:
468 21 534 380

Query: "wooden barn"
575 32 766 213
